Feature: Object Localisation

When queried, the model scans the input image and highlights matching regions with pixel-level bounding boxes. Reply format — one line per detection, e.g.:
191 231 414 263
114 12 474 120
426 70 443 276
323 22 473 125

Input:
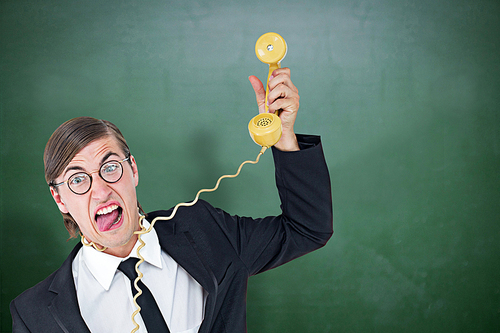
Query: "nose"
90 174 113 200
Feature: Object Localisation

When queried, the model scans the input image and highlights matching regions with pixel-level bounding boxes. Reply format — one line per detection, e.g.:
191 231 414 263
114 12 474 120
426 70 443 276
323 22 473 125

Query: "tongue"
96 208 120 232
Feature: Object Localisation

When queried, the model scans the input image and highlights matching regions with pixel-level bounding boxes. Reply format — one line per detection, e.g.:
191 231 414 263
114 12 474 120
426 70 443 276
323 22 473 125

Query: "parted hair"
44 117 143 238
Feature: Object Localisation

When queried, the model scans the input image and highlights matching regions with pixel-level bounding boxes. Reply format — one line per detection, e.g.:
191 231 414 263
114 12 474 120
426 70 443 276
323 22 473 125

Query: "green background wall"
1 0 499 331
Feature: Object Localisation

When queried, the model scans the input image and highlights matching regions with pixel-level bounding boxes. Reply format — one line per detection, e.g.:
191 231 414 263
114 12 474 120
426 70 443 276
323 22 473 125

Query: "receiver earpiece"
255 32 287 113
248 32 287 148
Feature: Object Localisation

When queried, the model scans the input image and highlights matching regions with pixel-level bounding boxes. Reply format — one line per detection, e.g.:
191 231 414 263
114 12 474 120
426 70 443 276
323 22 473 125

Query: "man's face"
50 136 140 257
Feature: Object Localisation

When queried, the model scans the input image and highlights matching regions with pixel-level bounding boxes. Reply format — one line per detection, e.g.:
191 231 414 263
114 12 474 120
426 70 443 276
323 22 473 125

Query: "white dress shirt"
72 220 206 333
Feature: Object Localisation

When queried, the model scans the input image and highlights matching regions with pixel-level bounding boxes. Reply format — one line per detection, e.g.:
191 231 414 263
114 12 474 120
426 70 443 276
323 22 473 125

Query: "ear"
130 155 139 187
50 187 69 214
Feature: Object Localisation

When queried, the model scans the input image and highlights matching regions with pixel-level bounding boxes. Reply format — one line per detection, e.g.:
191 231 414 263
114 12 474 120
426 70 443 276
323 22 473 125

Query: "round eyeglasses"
51 156 130 195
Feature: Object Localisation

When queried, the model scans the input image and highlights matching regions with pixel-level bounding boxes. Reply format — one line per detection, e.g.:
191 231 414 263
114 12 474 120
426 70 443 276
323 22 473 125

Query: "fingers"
269 68 300 152
249 68 300 116
268 68 297 95
267 67 299 115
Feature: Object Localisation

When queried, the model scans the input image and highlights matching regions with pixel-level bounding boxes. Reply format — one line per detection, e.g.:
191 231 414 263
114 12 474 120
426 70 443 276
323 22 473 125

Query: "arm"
241 134 333 275
150 70 332 278
228 70 333 274
149 74 332 280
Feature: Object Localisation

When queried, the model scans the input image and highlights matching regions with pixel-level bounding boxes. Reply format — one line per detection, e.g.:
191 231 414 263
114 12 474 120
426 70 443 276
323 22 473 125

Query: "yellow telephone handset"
248 32 287 148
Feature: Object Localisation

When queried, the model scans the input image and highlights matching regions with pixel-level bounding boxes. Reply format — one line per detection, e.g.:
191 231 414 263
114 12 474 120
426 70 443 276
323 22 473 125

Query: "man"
10 69 333 332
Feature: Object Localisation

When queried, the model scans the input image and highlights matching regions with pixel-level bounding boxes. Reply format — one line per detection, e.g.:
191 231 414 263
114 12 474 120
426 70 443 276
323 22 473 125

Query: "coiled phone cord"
128 146 267 332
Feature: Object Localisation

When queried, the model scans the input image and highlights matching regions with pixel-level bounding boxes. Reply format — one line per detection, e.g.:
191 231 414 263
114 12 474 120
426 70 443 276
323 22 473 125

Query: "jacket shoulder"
11 242 82 315
11 269 58 309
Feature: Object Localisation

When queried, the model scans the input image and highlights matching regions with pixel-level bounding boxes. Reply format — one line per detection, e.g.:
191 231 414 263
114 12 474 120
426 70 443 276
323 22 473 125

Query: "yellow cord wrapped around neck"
128 146 267 332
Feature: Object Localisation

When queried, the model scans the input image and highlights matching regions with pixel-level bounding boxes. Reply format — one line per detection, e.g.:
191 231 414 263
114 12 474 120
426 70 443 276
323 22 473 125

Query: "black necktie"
118 258 170 333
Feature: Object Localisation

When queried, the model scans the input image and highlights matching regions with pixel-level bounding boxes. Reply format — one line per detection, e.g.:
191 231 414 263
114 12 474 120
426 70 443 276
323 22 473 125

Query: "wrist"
274 131 299 152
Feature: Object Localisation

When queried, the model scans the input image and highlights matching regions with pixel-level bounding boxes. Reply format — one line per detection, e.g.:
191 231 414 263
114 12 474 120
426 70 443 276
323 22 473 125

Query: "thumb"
248 75 266 114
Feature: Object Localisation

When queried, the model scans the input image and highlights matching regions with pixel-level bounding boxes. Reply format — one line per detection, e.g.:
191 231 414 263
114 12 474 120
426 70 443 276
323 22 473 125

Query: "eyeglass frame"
49 155 131 195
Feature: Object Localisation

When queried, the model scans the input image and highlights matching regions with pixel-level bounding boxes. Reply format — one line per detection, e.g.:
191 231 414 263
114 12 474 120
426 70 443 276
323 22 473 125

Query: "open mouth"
95 204 123 232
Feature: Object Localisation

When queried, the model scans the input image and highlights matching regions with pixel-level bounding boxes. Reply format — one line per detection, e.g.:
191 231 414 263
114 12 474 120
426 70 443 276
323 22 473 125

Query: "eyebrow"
63 151 121 177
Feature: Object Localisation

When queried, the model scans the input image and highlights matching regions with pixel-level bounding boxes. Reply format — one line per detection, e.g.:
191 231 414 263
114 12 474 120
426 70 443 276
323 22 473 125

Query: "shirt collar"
81 219 163 290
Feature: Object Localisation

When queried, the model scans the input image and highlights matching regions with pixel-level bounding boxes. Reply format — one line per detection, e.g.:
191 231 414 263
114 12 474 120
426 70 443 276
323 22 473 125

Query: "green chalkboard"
1 0 499 332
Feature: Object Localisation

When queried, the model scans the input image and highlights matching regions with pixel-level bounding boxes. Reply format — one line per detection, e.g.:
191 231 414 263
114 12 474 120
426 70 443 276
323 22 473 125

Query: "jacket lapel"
155 221 217 333
47 219 218 332
48 243 91 333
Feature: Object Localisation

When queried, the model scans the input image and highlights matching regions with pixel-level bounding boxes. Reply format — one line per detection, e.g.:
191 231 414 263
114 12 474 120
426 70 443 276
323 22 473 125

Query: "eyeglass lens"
68 160 124 194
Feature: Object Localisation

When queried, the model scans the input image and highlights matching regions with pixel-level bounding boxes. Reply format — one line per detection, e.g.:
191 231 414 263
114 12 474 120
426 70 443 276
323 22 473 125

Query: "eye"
102 162 119 174
69 174 89 186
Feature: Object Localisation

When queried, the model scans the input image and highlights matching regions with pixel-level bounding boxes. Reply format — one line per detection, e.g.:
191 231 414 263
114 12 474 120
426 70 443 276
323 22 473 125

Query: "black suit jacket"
11 135 333 332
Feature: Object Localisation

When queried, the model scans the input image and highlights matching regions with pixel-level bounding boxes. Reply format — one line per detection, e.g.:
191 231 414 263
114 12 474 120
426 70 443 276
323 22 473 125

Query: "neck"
82 226 141 258
102 233 139 258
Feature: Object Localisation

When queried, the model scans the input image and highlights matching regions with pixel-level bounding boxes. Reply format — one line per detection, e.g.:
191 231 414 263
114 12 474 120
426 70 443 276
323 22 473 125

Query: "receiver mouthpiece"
248 113 282 148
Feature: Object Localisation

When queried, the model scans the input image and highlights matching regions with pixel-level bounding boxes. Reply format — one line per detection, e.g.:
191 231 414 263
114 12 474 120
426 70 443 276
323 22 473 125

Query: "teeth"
96 204 119 216
111 210 122 226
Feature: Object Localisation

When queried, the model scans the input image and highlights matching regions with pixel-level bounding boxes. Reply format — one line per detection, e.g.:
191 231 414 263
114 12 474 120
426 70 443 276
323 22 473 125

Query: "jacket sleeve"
212 134 334 276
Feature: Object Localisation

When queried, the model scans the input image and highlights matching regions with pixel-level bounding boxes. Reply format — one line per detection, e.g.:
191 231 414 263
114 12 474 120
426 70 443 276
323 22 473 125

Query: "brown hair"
44 117 143 238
